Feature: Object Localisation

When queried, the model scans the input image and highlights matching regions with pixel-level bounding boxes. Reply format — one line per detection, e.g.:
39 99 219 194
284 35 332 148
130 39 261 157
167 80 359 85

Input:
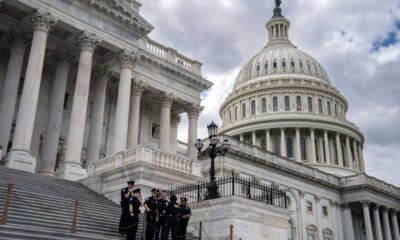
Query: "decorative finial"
272 0 283 18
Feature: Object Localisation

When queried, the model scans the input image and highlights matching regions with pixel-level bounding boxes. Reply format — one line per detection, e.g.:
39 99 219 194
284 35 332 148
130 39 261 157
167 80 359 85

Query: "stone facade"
0 1 399 240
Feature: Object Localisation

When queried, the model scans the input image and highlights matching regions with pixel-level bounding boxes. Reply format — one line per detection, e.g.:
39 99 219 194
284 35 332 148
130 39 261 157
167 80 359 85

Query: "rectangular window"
306 201 313 212
322 206 328 217
151 123 160 140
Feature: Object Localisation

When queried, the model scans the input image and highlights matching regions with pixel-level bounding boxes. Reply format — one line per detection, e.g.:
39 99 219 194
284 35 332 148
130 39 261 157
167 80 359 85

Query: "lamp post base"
205 182 220 200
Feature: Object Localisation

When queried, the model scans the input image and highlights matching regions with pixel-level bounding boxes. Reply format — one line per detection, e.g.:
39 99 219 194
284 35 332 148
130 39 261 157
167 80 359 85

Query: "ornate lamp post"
195 121 230 199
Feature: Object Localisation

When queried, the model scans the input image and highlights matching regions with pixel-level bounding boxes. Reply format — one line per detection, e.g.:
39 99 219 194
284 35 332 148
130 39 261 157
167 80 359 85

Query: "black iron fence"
169 176 287 208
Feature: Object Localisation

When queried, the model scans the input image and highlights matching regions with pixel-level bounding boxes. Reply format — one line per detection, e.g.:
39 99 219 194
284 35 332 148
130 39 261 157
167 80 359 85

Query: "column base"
55 163 87 181
4 149 36 173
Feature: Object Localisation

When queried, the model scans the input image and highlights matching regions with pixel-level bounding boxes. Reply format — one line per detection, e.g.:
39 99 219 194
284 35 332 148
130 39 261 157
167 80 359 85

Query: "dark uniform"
161 195 181 240
144 189 159 240
177 198 191 240
127 188 141 240
119 182 133 233
155 197 169 240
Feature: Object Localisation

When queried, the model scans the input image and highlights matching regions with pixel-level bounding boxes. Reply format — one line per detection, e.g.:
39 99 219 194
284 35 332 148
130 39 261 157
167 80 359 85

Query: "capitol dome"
219 1 365 176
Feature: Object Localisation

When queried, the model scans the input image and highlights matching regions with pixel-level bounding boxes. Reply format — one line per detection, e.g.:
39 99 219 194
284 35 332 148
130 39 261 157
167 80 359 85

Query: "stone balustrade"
139 37 202 75
341 174 400 196
93 145 201 176
177 140 188 155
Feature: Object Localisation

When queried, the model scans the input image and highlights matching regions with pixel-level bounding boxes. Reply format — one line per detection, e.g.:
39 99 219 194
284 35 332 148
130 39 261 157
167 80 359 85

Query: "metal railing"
168 176 287 208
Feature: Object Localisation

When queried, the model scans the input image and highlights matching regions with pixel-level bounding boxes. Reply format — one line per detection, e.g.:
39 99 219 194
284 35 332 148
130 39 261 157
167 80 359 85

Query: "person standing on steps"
144 188 159 240
161 194 181 240
127 188 143 240
177 197 191 240
155 190 169 240
119 180 135 234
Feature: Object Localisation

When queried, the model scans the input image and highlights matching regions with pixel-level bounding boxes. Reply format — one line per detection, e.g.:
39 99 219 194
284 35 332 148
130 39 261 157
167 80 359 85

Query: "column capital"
131 80 147 96
92 63 111 80
52 48 75 64
30 9 57 32
329 199 337 206
341 202 351 209
298 189 305 198
118 49 139 70
156 91 176 108
77 31 101 52
373 204 381 211
170 113 181 127
186 103 204 119
381 206 389 213
7 29 28 48
361 199 371 207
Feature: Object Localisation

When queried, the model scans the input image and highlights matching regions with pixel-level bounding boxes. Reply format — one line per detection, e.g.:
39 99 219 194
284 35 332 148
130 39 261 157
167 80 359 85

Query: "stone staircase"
0 166 198 240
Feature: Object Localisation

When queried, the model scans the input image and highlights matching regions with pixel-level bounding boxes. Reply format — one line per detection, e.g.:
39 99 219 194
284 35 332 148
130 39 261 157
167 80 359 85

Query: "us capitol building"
0 0 399 239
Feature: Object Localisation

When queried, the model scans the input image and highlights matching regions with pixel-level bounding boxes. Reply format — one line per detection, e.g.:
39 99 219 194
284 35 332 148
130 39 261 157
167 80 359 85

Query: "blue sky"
140 0 400 186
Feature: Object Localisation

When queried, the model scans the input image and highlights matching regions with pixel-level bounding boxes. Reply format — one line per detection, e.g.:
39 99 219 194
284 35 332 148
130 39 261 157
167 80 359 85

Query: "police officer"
127 188 142 240
155 190 169 240
144 188 159 240
177 197 191 240
161 194 181 240
119 180 134 234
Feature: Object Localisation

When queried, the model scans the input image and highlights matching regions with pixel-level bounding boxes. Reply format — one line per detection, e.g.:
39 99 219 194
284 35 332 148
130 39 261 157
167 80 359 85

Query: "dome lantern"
266 0 291 46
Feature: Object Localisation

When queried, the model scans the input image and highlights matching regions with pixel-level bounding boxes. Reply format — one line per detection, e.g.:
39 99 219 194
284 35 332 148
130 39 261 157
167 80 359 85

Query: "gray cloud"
141 0 400 186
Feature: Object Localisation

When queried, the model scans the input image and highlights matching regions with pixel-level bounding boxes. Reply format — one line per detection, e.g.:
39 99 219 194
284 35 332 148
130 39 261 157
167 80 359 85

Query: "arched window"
273 97 278 112
235 107 238 120
296 96 302 111
261 138 266 150
318 99 323 114
301 137 307 160
242 103 246 118
285 96 290 111
333 143 338 164
286 137 293 159
299 60 304 69
229 109 232 122
315 138 319 162
306 225 318 240
251 100 256 115
273 137 280 154
273 61 277 69
306 61 312 72
256 63 260 72
327 101 331 115
323 229 334 240
261 98 267 113
290 59 295 68
282 59 286 68
308 97 313 112
288 220 295 240
264 61 268 73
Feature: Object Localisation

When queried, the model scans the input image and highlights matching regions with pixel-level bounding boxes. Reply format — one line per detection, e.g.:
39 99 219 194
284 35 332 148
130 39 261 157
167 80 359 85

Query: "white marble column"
362 200 374 240
373 205 383 240
157 92 176 151
309 129 316 163
0 29 27 157
86 64 110 174
358 144 366 172
38 48 74 175
266 129 272 151
336 133 344 167
252 131 257 146
352 139 360 171
381 207 392 240
318 135 324 163
239 134 244 142
6 10 56 172
170 113 181 153
127 80 146 148
280 128 287 157
391 210 400 240
345 136 353 169
342 203 355 240
187 104 203 159
57 31 100 180
106 89 117 156
299 190 307 240
295 128 301 162
323 130 331 164
315 195 323 238
112 50 137 153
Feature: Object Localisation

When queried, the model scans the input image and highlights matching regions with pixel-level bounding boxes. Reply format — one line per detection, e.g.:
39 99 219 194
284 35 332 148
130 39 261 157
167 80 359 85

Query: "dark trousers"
146 214 157 240
119 207 129 233
177 220 189 240
155 217 166 240
161 217 178 240
126 216 139 240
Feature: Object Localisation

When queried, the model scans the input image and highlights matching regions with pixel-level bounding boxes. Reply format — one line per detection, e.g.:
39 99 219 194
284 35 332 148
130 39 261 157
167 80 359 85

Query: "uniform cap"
127 180 135 185
132 188 141 193
180 197 188 202
151 188 160 193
